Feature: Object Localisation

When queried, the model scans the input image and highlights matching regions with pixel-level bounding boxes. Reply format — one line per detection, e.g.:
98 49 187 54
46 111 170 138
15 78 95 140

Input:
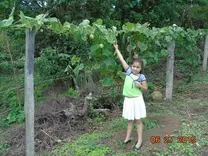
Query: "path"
109 115 180 154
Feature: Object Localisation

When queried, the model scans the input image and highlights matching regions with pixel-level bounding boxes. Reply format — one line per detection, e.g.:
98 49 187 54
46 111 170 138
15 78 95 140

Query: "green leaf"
142 58 147 66
96 18 103 25
35 13 47 20
148 52 159 63
160 49 168 56
0 7 14 28
126 44 132 53
73 67 79 76
102 77 113 86
19 11 35 29
104 58 116 67
138 42 148 52
90 44 100 52
50 22 63 33
123 22 135 31
9 7 15 17
63 21 71 29
17 110 25 123
64 64 73 73
0 16 13 28
79 19 90 26
71 56 80 65
78 63 84 70
103 48 111 56
44 17 58 23
165 36 173 43
73 63 84 75
160 27 168 33
155 40 161 46
58 53 71 58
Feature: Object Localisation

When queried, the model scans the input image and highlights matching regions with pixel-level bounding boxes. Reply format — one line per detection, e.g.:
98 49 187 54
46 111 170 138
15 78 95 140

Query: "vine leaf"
0 7 14 28
102 77 113 86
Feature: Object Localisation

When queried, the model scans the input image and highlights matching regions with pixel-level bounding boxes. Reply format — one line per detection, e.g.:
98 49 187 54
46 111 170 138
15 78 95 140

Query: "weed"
0 142 10 155
108 118 127 132
95 114 106 122
66 87 80 98
112 151 139 156
6 107 25 124
142 118 158 130
52 133 112 156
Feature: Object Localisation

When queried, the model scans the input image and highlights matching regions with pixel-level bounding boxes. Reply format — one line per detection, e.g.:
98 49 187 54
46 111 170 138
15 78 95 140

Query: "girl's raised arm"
113 43 129 71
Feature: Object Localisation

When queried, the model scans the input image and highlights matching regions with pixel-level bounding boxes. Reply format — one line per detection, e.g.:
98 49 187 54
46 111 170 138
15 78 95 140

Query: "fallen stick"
93 109 110 113
40 129 61 143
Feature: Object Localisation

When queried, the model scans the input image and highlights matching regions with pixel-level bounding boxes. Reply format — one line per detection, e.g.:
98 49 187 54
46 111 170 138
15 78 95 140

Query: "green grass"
51 133 112 156
0 141 10 156
193 72 208 84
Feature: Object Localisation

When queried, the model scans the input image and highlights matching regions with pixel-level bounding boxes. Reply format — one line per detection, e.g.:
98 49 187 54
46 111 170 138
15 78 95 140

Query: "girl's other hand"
135 81 142 88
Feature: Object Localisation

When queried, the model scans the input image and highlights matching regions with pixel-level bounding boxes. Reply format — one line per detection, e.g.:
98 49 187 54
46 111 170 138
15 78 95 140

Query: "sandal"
122 139 131 145
133 142 143 151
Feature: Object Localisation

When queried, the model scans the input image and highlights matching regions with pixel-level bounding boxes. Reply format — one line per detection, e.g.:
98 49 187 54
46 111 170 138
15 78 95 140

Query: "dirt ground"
108 115 180 154
4 94 92 156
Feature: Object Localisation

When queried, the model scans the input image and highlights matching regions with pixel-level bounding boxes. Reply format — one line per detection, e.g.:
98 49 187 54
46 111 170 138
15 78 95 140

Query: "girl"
113 43 148 151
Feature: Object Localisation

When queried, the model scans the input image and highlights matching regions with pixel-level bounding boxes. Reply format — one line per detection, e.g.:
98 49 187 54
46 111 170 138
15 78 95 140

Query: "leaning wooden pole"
165 41 175 101
202 34 208 71
24 27 36 156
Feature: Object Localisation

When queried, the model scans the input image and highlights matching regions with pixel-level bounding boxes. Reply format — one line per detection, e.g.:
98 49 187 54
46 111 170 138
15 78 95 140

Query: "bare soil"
108 115 180 154
4 95 92 156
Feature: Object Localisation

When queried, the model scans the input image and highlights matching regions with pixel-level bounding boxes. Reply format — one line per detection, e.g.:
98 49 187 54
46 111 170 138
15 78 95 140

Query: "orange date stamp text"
150 136 196 144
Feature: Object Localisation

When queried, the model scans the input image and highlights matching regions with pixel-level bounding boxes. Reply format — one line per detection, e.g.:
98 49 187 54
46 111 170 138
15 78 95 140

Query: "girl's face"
132 61 142 74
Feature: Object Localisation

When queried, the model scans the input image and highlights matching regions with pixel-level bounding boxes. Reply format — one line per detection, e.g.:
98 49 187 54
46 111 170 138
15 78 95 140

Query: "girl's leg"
135 119 143 147
124 120 134 142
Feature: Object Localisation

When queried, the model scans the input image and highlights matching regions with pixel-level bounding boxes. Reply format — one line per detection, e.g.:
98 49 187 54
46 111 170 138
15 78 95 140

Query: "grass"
50 133 112 156
192 71 208 84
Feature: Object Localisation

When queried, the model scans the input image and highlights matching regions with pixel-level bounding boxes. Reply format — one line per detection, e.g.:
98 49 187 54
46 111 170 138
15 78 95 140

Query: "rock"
151 91 163 101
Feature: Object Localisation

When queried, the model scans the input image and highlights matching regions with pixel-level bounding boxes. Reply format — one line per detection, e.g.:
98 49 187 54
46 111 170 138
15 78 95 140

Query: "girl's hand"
113 43 118 50
135 81 142 88
135 81 148 91
113 42 129 71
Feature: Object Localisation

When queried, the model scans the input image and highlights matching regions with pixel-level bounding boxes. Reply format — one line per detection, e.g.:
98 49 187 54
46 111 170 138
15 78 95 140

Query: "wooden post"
24 27 36 156
165 41 175 101
202 34 208 71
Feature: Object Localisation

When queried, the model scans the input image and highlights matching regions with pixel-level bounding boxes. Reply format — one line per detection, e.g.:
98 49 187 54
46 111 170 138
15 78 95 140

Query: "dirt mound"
4 95 92 156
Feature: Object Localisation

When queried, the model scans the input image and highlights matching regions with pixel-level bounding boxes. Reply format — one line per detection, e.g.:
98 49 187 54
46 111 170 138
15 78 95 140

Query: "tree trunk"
202 34 208 71
24 27 36 156
165 41 175 101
